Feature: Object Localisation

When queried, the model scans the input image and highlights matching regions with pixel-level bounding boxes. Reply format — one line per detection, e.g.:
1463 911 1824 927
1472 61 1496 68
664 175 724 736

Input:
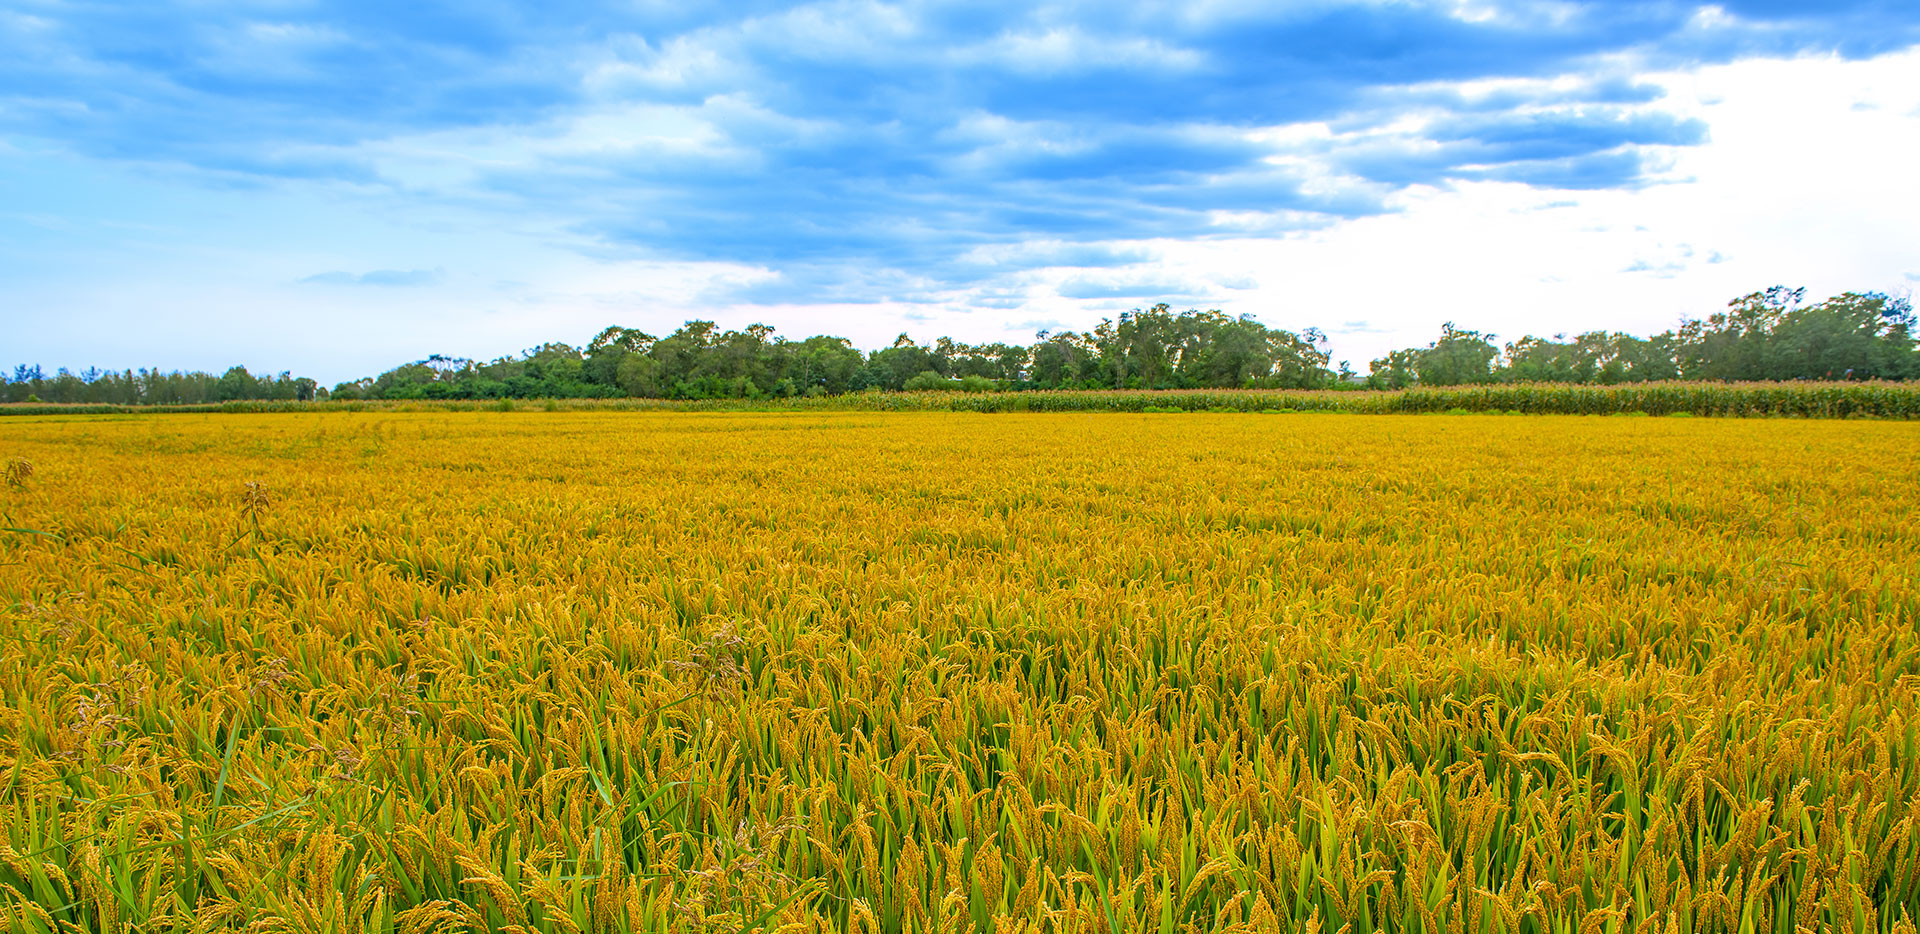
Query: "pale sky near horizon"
4 1 1918 384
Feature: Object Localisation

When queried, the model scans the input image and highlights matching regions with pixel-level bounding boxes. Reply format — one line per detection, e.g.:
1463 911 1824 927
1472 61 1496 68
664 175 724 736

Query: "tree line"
0 365 320 405
328 286 1919 400
324 309 1338 401
1366 288 1917 389
5 286 1913 405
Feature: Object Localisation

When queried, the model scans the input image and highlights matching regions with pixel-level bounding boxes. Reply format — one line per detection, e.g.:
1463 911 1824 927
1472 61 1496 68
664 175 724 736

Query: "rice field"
1 411 1917 933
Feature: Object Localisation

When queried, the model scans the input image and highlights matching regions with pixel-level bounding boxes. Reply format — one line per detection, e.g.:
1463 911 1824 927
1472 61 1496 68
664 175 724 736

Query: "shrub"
903 370 958 391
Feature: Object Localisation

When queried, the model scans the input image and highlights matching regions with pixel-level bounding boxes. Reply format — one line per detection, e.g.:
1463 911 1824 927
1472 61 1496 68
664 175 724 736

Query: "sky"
4 1 1919 384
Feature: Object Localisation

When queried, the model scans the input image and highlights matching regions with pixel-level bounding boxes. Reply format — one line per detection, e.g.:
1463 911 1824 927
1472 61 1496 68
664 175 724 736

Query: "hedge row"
4 382 1919 418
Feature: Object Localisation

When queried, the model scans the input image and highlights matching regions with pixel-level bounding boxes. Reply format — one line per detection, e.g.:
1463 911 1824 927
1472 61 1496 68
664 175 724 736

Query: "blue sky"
5 1 1920 382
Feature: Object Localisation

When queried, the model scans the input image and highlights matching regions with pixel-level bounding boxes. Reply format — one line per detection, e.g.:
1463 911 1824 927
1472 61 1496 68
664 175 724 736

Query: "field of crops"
7 380 1920 420
2 411 1917 933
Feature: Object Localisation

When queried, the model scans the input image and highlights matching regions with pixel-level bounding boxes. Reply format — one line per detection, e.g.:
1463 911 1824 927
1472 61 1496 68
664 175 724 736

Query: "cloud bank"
3 1 1918 377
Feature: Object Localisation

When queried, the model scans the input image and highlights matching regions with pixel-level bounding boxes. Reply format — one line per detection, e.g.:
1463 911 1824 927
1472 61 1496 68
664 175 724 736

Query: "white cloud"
1091 48 1920 364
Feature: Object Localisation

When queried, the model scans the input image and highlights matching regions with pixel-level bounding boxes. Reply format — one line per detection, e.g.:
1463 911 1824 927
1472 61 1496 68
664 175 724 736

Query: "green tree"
215 366 260 401
788 336 865 395
1029 331 1099 388
903 370 957 391
1414 324 1499 386
1367 350 1420 390
867 335 940 391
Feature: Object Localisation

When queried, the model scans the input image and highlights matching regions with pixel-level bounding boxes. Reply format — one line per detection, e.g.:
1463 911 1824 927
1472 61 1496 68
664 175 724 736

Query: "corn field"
6 381 1920 419
859 383 1920 417
2 412 1917 933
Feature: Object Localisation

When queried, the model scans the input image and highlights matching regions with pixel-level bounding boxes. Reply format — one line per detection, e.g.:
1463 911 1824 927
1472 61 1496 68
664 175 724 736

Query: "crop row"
6 381 1920 419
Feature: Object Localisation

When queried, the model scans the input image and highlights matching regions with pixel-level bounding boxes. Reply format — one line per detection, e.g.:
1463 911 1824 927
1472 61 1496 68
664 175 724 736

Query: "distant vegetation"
0 365 320 406
11 383 1920 421
5 286 1913 405
1363 287 1918 389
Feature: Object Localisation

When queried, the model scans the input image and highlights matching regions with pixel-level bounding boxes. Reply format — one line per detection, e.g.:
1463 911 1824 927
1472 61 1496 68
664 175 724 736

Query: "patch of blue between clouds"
3 1 1917 307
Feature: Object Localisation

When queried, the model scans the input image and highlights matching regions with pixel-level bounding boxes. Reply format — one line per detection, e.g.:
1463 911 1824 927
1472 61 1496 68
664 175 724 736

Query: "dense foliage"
0 366 321 406
1367 288 1918 389
324 308 1337 402
3 413 1917 931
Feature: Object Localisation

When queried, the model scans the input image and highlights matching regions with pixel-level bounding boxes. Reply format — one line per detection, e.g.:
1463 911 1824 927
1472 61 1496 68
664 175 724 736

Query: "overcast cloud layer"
4 1 1919 381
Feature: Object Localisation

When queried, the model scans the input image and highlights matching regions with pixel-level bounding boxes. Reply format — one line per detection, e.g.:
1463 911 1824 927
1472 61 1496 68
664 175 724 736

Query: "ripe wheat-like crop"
0 412 1916 933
